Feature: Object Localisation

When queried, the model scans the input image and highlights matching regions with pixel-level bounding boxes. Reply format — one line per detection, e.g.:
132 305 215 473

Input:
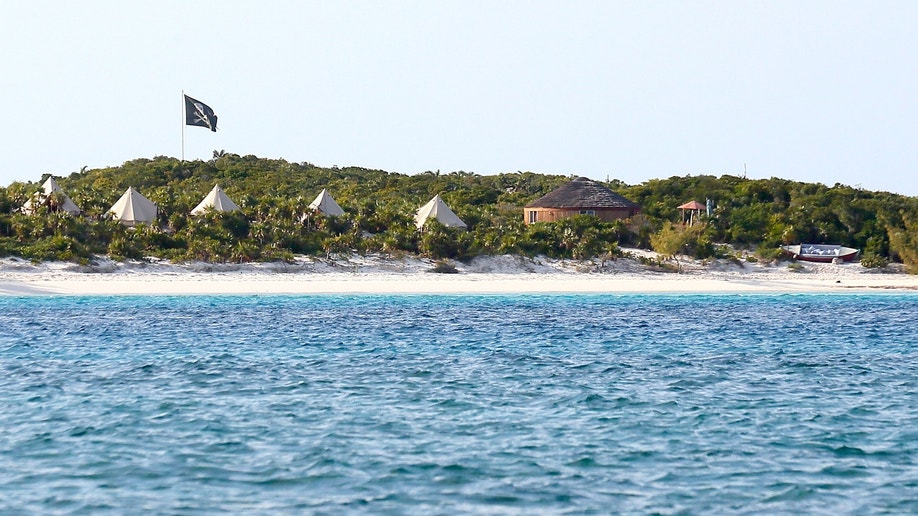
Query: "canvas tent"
308 189 345 216
109 187 158 226
191 184 241 215
415 194 467 230
21 177 81 215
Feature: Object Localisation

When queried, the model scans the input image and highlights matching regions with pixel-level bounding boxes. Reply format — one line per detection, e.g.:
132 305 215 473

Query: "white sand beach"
2 250 917 296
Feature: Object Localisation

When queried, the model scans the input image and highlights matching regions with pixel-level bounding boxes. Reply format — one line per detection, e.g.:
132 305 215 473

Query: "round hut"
523 177 640 224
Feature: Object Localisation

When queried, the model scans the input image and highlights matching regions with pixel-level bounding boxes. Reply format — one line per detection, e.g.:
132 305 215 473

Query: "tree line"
1 154 917 270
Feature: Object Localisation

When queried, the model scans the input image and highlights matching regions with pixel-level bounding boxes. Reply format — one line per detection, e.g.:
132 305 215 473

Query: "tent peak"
309 189 345 216
415 194 467 230
191 184 241 215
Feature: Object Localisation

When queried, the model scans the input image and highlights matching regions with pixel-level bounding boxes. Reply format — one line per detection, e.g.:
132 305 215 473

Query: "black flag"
184 94 218 132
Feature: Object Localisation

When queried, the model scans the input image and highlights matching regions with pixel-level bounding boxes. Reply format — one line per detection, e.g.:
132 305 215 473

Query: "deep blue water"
1 293 917 514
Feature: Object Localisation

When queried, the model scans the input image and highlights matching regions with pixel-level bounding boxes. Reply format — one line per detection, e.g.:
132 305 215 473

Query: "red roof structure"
677 201 706 210
678 200 706 226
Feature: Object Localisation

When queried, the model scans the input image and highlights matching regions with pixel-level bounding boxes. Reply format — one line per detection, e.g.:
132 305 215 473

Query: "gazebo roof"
525 177 640 209
678 201 706 210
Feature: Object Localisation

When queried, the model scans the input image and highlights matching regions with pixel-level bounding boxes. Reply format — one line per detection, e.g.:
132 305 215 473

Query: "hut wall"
524 207 639 225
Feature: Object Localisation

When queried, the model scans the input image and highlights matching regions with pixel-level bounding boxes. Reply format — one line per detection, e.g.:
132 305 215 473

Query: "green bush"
428 260 459 274
889 222 918 274
650 223 715 261
860 252 888 269
22 235 87 262
108 235 144 261
754 246 783 263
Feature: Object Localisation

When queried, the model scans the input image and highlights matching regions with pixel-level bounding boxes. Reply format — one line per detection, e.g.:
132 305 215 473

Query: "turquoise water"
1 294 917 514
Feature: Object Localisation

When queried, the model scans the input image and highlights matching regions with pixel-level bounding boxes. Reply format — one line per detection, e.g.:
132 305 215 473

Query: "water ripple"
1 293 917 513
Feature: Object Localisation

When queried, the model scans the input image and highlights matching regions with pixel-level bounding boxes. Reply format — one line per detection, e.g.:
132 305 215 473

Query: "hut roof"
525 177 639 209
678 201 706 210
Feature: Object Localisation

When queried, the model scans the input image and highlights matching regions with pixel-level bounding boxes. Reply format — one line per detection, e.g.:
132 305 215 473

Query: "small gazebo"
678 201 706 226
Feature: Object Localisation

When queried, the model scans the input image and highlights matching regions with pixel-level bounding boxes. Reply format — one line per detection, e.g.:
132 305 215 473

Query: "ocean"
1 293 916 514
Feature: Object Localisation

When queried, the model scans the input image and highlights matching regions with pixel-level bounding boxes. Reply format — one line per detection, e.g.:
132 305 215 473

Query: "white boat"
781 244 859 263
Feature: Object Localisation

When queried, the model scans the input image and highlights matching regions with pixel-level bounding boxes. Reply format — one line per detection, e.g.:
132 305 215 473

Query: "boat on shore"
781 244 860 263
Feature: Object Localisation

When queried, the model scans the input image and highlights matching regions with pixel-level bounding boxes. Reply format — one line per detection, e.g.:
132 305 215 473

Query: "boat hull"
781 244 859 263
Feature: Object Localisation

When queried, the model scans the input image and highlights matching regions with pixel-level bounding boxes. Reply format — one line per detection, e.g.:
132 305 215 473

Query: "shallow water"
1 294 917 514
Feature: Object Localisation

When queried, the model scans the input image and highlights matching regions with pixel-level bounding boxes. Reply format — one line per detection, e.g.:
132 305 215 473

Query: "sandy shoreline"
2 252 917 296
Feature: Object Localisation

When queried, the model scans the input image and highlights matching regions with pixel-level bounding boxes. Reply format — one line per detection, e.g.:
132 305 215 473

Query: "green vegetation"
428 260 460 274
650 223 716 269
2 154 917 271
888 215 918 274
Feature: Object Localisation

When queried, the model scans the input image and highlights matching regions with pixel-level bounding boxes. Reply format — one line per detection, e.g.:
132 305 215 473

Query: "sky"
2 1 916 195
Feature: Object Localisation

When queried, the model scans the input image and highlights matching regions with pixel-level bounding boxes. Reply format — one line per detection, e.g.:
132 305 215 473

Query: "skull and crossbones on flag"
184 94 218 132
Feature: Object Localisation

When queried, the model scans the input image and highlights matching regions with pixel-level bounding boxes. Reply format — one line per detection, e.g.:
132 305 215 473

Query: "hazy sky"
2 1 916 194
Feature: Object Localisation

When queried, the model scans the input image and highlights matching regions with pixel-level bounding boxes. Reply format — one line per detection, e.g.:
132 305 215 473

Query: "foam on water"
1 294 917 513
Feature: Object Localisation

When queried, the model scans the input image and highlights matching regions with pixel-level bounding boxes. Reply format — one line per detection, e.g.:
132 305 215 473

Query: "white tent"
21 177 81 215
109 187 158 226
415 194 467 230
308 188 345 216
191 184 241 215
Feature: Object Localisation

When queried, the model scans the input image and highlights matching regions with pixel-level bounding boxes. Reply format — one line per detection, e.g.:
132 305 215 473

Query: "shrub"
419 222 471 260
650 223 689 259
754 246 783 263
22 235 87 262
428 260 459 274
889 223 918 274
859 253 888 269
724 255 744 267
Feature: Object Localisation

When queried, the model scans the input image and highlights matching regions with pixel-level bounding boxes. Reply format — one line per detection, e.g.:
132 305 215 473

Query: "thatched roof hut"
524 177 640 224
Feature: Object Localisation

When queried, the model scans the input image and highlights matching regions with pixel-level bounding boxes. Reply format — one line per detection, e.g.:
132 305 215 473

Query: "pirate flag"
184 94 218 132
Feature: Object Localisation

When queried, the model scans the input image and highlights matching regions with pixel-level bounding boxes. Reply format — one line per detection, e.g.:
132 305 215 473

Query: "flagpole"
181 90 185 162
